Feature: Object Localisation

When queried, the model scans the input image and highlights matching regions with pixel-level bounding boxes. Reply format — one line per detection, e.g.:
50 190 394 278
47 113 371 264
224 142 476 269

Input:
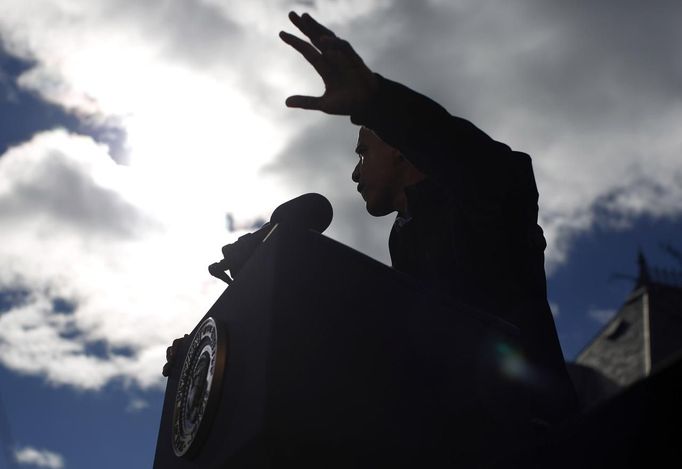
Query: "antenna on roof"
660 242 682 268
636 249 652 288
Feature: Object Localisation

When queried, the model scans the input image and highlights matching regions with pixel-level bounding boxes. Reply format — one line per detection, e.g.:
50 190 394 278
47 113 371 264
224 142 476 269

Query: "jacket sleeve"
350 74 526 219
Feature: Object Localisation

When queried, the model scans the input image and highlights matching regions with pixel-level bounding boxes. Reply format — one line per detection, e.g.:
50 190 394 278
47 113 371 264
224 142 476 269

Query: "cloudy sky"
0 0 681 467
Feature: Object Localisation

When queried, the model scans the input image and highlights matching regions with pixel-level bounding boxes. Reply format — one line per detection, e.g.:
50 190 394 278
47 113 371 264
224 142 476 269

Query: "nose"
352 160 361 183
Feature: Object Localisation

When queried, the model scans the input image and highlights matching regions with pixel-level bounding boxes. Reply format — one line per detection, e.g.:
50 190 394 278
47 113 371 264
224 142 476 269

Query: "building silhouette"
525 253 682 467
574 251 682 395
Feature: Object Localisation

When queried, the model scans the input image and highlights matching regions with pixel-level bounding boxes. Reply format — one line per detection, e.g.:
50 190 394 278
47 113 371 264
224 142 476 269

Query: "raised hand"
279 12 378 116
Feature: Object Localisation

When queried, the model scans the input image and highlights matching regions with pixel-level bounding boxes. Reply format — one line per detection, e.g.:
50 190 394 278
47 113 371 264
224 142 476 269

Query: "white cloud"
125 398 149 413
0 131 228 390
588 307 617 325
549 302 560 318
0 0 680 391
14 446 65 469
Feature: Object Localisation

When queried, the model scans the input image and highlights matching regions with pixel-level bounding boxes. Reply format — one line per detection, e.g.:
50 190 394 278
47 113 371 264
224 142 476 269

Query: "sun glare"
56 35 289 229
123 70 287 223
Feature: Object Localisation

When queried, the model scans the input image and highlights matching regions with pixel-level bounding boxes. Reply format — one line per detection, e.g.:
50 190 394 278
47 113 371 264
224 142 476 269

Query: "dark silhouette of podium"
153 224 531 468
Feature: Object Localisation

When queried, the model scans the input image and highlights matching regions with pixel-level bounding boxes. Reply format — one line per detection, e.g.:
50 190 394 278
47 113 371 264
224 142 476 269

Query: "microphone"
209 193 333 283
270 192 333 232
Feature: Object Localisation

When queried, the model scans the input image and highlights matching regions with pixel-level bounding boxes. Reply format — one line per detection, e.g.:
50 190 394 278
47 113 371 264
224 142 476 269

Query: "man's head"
352 127 425 217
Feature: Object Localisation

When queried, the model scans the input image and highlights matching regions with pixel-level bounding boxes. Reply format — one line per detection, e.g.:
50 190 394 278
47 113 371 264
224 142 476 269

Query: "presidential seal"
171 317 227 458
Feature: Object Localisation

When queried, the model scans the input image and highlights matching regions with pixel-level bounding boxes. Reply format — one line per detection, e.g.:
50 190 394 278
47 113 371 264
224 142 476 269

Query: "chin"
365 202 394 217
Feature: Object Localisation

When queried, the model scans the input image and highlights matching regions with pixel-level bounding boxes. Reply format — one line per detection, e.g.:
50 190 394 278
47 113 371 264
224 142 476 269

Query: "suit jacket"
351 75 578 425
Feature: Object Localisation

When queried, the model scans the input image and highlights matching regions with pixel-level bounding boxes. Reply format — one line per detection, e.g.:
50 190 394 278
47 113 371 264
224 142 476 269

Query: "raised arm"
280 12 522 199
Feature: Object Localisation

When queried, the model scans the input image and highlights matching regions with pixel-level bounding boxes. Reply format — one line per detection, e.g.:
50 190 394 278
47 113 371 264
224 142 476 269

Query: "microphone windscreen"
270 193 333 233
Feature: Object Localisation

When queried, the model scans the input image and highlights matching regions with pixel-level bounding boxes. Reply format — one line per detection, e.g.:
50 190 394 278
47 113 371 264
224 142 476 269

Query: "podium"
153 224 532 468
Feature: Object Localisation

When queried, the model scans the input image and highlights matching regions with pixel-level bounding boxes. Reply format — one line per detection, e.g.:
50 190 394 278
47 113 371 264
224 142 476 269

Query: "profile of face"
352 127 413 217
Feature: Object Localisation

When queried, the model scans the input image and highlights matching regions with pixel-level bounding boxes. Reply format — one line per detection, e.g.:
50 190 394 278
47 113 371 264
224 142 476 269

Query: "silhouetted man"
280 12 577 427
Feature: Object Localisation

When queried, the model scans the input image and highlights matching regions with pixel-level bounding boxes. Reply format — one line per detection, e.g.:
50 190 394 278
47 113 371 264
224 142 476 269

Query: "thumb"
285 95 324 110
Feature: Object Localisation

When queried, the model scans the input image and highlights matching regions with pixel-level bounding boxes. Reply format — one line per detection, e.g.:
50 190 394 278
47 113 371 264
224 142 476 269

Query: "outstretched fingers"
279 31 329 76
318 35 361 67
288 11 336 49
281 11 375 115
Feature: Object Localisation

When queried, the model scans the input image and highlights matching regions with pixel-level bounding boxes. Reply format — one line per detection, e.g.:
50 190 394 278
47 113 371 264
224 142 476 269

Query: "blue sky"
1 1 681 468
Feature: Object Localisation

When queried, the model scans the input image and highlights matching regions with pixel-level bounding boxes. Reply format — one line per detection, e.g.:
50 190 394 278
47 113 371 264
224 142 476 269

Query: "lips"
357 184 366 198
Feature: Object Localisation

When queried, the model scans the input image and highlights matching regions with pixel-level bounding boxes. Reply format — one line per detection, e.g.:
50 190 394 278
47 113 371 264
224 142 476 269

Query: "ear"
394 151 416 175
398 153 427 185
